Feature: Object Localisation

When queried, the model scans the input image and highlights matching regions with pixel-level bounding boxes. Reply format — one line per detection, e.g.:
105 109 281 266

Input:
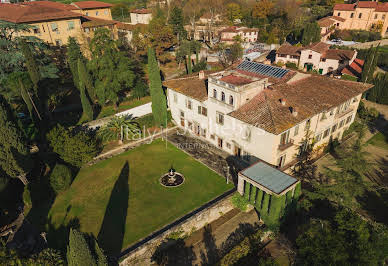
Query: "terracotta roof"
341 58 364 77
229 75 372 134
163 75 208 102
357 1 378 8
82 16 116 27
322 49 356 61
72 1 112 9
318 17 336 28
130 8 152 14
376 2 388 12
220 75 254 86
305 42 330 54
276 43 302 56
0 3 81 23
334 3 356 11
115 22 147 30
331 15 346 22
20 1 78 10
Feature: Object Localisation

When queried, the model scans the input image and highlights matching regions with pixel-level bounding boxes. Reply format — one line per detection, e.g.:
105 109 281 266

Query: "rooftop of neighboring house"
317 16 346 28
276 42 356 61
334 1 388 12
115 22 147 31
81 16 116 28
71 1 112 10
0 1 113 23
220 26 259 33
164 61 372 135
240 161 299 195
0 2 81 23
341 58 365 78
130 8 152 14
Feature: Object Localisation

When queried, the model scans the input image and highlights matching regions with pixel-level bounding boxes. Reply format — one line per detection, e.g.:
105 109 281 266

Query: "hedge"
261 193 270 215
256 189 263 209
244 182 250 200
231 192 249 211
250 186 257 204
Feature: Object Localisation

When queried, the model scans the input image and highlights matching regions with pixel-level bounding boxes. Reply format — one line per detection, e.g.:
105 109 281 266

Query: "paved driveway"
86 102 152 129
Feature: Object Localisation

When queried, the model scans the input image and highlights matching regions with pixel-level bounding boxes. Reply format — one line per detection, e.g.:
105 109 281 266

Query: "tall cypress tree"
66 229 96 266
0 95 33 184
147 47 167 127
78 59 94 123
67 37 83 90
77 58 97 103
361 46 379 83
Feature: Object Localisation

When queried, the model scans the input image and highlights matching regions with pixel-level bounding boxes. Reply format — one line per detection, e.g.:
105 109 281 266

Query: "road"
86 102 152 129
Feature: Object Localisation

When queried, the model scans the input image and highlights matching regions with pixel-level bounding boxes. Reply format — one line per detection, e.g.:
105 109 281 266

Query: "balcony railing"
278 139 294 151
335 107 354 119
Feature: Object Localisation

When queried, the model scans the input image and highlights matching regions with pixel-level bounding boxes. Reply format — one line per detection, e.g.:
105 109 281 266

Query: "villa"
164 61 372 170
220 26 259 44
317 16 346 41
275 42 357 75
129 9 152 25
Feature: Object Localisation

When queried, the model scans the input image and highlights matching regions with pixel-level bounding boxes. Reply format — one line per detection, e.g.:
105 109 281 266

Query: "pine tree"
67 228 96 266
0 95 33 184
77 58 97 103
168 6 186 41
147 47 167 127
67 37 83 90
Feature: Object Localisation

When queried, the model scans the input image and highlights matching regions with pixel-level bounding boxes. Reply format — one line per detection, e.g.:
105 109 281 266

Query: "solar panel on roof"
237 60 289 78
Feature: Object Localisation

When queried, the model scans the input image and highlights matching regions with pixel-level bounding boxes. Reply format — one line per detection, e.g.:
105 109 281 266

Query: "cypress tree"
0 95 33 184
77 58 97 103
78 80 94 123
67 229 96 266
361 46 379 83
20 40 40 92
147 47 167 127
19 78 34 119
67 37 82 90
187 52 192 74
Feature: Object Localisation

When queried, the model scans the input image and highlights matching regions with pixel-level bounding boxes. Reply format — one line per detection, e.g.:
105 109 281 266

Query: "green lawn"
47 139 232 255
367 132 388 150
96 96 151 119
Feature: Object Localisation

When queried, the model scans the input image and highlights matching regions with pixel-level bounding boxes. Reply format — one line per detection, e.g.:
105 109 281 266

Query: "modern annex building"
164 61 372 171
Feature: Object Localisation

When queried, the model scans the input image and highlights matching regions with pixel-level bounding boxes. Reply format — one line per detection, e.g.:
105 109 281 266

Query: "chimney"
280 98 286 106
199 70 205 80
292 107 298 117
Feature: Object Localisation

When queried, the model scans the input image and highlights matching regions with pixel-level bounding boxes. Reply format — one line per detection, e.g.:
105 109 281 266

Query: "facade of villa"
317 16 346 41
333 1 388 37
275 42 357 75
130 9 152 25
164 61 371 170
0 1 114 46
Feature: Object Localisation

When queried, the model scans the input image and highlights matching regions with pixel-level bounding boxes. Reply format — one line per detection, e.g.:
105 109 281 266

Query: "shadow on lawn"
98 161 130 257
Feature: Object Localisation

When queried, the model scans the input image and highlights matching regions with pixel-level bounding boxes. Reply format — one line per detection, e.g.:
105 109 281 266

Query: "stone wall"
119 191 235 265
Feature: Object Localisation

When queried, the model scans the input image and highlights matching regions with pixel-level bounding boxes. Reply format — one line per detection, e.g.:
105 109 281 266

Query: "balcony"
278 139 294 151
335 107 354 119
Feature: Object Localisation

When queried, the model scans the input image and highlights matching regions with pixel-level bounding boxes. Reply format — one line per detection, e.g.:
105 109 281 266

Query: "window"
339 119 345 128
201 128 207 137
323 128 330 139
180 111 184 118
67 21 75 31
104 10 108 15
320 58 326 62
187 121 192 130
308 54 312 59
359 13 362 19
350 13 354 18
202 107 207 116
50 23 58 32
210 134 215 140
55 39 62 46
346 115 353 124
186 99 192 110
42 25 45 32
375 14 378 19
226 142 231 149
332 123 338 133
198 106 201 114
337 12 341 16
242 151 251 162
277 154 286 168
330 109 334 116
315 132 323 142
173 93 177 103
280 130 290 145
229 95 234 105
96 11 99 16
216 112 224 125
294 125 299 136
305 119 311 131
86 12 89 16
221 92 225 102
352 97 357 103
213 89 217 98
218 137 223 148
383 15 386 19
180 111 185 126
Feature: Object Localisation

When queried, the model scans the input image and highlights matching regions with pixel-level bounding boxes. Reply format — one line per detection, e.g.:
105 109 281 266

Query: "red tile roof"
72 1 112 10
341 58 364 78
130 8 152 14
305 42 331 54
322 49 356 61
82 16 116 27
318 17 336 28
376 2 388 12
220 75 254 86
357 1 378 8
276 43 302 56
229 75 372 134
331 15 346 22
20 1 78 10
0 3 81 23
334 3 356 11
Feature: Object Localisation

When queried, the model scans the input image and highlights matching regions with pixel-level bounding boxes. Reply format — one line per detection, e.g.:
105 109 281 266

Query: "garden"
45 139 233 256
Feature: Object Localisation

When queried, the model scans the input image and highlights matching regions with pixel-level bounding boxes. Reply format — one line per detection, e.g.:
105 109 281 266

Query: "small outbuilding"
238 161 301 227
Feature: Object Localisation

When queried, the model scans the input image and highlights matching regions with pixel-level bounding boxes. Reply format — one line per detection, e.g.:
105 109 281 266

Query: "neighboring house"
185 25 227 42
0 1 116 46
219 26 259 44
198 13 222 25
116 22 147 44
71 1 113 20
317 16 346 41
275 42 357 75
164 61 371 170
0 0 10 3
130 9 152 25
341 58 365 79
333 1 388 37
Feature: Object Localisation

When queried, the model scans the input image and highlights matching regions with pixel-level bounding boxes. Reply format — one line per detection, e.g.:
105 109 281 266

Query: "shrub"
231 192 249 211
341 74 358 81
285 62 298 69
50 164 72 194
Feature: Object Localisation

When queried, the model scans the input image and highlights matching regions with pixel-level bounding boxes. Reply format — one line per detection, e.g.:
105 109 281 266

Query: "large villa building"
164 61 371 170
275 42 357 75
333 1 388 37
0 1 115 46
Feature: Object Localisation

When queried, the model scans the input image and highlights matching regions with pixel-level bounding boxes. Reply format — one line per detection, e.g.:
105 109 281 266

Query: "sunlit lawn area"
48 139 232 255
96 96 151 119
367 132 388 150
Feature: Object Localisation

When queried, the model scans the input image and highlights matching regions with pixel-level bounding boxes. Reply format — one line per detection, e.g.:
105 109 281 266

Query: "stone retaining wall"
119 190 235 265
